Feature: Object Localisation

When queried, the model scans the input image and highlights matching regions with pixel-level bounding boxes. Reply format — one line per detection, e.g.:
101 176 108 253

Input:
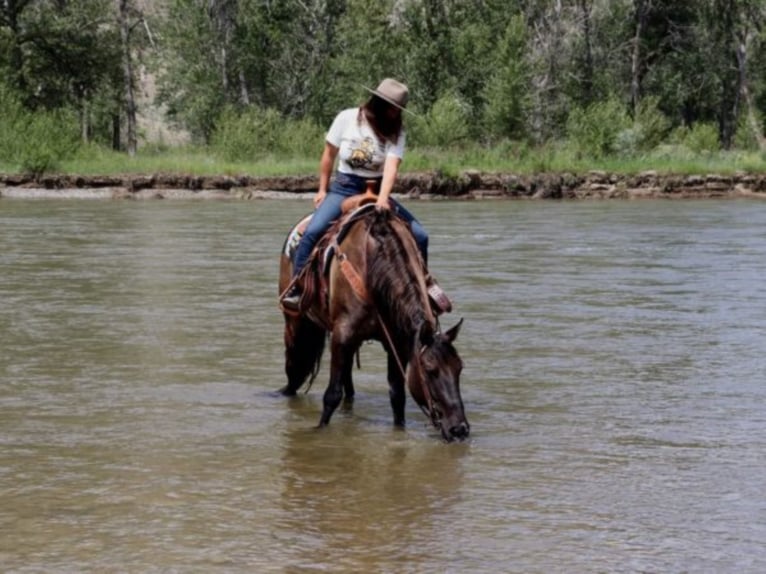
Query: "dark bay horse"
278 207 469 442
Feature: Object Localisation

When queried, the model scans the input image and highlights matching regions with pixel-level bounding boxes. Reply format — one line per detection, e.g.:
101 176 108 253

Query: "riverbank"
2 170 766 199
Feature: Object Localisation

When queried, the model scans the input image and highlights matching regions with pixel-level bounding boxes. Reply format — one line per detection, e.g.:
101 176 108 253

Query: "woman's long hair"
358 95 403 144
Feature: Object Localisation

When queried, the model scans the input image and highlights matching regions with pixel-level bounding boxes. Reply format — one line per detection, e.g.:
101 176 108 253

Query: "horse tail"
282 315 326 395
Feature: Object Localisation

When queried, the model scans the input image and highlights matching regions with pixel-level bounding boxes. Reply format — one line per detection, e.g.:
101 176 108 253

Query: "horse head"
407 318 469 442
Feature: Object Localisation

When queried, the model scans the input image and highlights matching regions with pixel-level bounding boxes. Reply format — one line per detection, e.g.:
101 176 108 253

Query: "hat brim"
363 85 417 116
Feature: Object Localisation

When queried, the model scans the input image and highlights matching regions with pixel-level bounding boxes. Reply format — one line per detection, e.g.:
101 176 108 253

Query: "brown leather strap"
338 252 369 302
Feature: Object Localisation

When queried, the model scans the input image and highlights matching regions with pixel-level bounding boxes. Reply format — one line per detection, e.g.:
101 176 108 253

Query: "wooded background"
2 0 765 165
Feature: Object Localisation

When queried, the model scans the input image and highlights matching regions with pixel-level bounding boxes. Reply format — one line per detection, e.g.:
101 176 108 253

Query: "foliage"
408 92 472 148
0 86 79 174
734 111 764 151
156 0 228 143
566 97 631 158
0 85 24 149
482 15 529 142
211 106 325 161
670 123 721 154
3 0 766 166
634 96 672 151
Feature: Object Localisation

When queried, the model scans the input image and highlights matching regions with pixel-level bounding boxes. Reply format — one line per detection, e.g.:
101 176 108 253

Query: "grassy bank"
3 141 766 180
2 145 765 180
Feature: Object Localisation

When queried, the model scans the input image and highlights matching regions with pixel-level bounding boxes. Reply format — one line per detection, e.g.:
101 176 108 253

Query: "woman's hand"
376 155 401 211
314 189 327 207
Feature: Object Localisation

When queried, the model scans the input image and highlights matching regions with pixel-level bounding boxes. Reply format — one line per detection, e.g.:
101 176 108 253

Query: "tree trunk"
717 0 739 149
239 69 250 105
118 0 137 156
630 0 651 116
81 97 90 143
579 0 594 106
112 113 121 151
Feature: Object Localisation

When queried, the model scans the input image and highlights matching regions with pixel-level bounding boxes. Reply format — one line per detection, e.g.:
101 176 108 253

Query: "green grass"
3 142 766 178
405 145 766 176
59 145 318 177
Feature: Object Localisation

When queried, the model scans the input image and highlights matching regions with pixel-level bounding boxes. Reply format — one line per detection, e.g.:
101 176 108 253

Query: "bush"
211 106 325 161
634 96 671 151
19 111 80 175
0 86 79 174
566 97 630 158
734 112 764 151
671 123 720 153
0 86 24 164
409 92 472 148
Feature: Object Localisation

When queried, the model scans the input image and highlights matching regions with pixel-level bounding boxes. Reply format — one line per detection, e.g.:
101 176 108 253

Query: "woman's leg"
292 192 346 276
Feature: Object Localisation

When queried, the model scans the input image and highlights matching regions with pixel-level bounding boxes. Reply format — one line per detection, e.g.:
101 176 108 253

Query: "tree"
118 0 138 155
0 0 35 92
734 1 766 150
482 15 530 141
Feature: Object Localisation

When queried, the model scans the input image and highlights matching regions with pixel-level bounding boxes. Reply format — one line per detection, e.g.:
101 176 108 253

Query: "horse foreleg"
319 339 354 426
387 352 406 427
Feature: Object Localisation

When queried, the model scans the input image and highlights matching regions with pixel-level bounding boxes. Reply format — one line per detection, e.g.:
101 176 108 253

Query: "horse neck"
367 217 435 351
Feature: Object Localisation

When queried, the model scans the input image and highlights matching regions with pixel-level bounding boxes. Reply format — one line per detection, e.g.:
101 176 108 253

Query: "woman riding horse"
280 78 449 314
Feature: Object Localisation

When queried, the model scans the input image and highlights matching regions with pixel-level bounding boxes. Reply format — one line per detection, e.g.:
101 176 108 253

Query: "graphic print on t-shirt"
347 136 375 169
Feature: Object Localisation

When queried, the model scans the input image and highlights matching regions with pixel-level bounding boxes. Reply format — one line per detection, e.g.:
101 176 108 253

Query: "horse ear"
417 320 435 348
444 317 464 343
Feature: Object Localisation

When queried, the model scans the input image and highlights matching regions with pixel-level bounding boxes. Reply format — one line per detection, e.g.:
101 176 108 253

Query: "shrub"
19 110 80 175
566 96 630 158
734 113 764 151
212 106 324 161
634 96 671 152
0 86 25 164
674 122 720 153
0 87 79 175
409 92 472 148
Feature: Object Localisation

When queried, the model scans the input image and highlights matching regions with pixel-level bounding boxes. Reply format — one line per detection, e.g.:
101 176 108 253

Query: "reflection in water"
275 398 467 571
1 199 766 572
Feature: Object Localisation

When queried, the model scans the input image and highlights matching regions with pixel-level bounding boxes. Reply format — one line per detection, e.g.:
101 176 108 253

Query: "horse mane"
365 210 432 342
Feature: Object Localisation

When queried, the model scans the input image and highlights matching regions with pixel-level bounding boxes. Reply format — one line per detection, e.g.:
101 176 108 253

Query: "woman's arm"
376 155 401 210
315 142 339 207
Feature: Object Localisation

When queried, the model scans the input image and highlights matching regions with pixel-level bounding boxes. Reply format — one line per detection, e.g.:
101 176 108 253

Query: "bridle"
378 313 437 423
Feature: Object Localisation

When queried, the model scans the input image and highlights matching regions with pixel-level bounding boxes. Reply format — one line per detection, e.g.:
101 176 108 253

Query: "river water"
1 198 765 572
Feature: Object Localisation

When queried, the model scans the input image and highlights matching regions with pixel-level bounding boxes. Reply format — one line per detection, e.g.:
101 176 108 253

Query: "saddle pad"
284 214 313 259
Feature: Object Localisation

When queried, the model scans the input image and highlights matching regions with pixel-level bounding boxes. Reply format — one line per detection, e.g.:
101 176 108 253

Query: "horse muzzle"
441 419 470 442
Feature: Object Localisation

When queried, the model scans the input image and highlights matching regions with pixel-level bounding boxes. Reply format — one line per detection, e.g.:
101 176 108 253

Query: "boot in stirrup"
426 275 452 314
280 284 302 311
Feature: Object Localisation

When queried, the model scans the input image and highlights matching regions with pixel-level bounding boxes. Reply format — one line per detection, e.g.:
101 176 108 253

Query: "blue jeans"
292 172 429 276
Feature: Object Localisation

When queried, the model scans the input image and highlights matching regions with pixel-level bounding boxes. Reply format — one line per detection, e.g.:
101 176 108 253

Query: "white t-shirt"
326 108 405 179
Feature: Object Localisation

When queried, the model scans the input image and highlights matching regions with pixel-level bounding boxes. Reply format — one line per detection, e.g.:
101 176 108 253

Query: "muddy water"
1 198 765 572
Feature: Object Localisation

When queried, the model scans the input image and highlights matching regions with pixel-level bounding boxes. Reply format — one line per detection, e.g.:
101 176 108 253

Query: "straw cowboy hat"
365 78 410 111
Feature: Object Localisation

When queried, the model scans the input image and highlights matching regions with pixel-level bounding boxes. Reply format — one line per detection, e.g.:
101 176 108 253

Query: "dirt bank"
2 170 766 199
